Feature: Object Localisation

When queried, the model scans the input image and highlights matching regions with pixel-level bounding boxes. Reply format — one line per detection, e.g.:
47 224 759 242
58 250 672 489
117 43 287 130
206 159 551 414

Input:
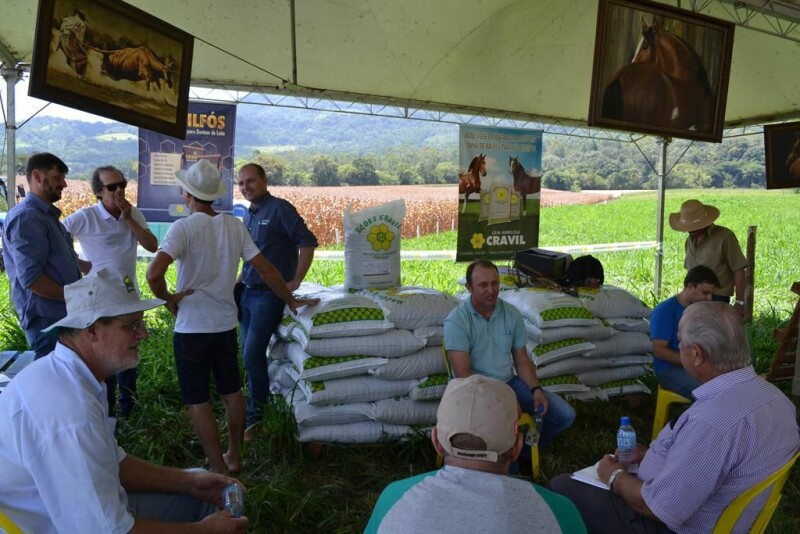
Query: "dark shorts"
173 329 240 405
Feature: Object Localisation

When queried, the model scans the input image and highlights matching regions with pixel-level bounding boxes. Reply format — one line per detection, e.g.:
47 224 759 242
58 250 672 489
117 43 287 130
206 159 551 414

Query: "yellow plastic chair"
0 509 23 534
712 450 800 534
440 347 541 481
651 386 691 442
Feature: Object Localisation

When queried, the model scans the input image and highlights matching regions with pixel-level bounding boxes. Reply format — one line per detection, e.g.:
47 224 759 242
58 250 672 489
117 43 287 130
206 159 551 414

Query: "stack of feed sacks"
270 283 457 444
498 283 653 400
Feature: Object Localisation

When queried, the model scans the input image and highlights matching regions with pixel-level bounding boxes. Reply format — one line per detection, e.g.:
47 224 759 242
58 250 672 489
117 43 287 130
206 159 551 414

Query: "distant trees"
311 155 339 186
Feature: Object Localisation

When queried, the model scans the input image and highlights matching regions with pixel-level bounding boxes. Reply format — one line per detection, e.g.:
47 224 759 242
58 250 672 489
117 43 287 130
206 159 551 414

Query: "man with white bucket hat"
0 269 249 532
668 199 747 311
147 159 318 474
365 374 586 533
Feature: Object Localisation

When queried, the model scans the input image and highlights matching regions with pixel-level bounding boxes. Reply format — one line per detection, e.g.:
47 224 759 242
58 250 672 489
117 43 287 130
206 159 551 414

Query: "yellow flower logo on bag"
470 233 485 249
368 224 394 251
482 192 491 204
495 187 508 202
510 192 519 205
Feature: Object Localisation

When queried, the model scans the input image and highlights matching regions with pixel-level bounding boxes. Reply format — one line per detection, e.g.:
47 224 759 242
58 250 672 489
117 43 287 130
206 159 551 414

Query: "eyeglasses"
103 181 127 192
115 318 147 333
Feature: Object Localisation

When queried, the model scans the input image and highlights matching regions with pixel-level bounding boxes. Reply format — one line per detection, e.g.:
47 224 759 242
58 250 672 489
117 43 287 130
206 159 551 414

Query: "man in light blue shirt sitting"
444 259 575 447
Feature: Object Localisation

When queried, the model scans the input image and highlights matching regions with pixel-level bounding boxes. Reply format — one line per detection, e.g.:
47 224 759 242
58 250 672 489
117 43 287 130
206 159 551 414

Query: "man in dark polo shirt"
236 162 318 440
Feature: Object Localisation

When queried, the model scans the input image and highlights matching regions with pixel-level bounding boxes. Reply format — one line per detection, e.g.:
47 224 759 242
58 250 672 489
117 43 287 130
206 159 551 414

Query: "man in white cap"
0 269 249 532
669 199 747 312
146 159 318 474
365 374 586 533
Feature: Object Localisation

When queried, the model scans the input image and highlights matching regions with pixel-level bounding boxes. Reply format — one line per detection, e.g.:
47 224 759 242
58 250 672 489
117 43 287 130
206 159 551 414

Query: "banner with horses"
456 125 542 262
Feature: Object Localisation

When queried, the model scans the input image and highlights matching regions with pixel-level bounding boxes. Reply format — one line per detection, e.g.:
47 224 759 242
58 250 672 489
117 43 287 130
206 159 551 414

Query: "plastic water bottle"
616 416 636 467
223 483 244 518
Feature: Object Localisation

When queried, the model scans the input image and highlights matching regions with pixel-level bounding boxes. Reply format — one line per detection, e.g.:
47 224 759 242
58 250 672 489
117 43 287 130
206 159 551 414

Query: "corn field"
50 180 614 246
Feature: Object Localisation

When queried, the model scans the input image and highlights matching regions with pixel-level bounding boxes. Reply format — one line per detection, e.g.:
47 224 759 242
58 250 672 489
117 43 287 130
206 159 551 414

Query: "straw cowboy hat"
668 199 720 232
175 159 226 201
43 269 164 332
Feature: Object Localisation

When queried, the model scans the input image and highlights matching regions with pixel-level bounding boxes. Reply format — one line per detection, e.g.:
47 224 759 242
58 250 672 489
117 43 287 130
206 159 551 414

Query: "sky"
1 77 112 124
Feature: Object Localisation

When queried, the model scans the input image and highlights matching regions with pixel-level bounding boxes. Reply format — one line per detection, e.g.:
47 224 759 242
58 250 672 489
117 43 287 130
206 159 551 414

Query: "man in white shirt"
63 165 158 417
147 160 318 474
0 269 248 532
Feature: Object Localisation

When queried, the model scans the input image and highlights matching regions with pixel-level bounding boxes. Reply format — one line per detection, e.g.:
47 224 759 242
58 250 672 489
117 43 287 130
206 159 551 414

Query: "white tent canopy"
1 0 799 129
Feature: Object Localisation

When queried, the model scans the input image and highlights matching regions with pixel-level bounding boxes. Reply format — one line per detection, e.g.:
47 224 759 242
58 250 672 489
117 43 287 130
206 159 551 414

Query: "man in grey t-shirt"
365 375 585 533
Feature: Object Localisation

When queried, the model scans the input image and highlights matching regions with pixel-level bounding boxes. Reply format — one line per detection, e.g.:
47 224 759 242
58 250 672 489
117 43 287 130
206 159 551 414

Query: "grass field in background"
1 189 799 532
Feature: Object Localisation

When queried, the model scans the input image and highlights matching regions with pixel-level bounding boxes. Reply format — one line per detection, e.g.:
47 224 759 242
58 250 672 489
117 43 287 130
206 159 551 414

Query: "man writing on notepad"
550 302 799 534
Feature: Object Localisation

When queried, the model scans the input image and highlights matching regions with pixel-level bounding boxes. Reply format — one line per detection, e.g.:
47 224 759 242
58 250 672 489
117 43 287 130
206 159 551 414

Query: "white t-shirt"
62 202 148 293
0 343 132 533
160 212 260 333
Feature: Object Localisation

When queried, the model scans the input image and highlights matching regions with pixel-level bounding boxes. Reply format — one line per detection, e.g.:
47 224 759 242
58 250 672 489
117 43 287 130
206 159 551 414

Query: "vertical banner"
456 125 543 262
137 102 236 222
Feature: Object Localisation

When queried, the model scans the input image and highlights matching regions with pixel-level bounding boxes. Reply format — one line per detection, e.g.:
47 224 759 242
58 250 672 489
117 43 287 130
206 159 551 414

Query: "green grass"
1 189 799 532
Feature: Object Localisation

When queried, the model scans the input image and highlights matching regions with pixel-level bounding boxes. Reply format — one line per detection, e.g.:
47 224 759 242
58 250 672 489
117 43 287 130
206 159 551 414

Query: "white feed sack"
374 397 439 425
301 329 426 358
499 287 600 329
369 346 447 380
288 390 375 427
296 374 416 406
288 288 394 341
344 199 406 290
297 421 412 444
576 285 651 319
413 325 444 347
584 331 653 358
282 340 388 382
575 364 650 387
356 286 459 330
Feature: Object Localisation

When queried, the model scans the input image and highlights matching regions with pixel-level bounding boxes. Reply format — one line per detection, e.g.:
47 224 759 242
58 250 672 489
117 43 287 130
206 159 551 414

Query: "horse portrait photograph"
764 121 800 190
588 0 734 142
29 0 193 138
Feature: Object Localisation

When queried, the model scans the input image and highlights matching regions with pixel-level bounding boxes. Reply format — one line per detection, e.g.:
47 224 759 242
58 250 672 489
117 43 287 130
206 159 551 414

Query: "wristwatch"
530 385 543 396
607 467 626 493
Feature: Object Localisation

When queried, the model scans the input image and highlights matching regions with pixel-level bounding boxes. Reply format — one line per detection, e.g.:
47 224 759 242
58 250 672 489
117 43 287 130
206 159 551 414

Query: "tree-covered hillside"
8 104 767 189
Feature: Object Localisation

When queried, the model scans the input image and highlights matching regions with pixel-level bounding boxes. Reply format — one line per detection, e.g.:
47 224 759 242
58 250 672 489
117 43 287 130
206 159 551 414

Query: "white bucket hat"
175 159 226 201
43 269 164 332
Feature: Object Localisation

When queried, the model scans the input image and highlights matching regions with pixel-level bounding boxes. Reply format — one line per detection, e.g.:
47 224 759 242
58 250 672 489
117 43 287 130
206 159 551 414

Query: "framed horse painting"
588 0 734 143
764 121 800 190
29 0 193 138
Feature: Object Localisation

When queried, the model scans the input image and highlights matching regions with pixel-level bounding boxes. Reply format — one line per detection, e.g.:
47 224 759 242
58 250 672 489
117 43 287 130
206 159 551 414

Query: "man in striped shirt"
550 301 799 534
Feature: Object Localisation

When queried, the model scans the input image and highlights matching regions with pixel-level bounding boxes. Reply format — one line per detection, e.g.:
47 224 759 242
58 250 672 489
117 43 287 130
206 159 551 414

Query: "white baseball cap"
436 375 519 462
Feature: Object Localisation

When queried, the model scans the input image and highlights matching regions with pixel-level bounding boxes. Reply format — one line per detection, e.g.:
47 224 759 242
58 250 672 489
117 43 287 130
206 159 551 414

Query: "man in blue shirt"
444 259 575 447
237 163 318 440
2 153 83 358
650 265 719 398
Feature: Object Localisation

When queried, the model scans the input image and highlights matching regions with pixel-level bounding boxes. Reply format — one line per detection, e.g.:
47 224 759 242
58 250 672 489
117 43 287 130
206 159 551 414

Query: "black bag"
561 255 604 288
514 248 572 280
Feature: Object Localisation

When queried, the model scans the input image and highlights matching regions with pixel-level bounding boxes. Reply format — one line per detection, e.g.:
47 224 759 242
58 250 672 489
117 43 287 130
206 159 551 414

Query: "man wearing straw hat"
668 199 747 312
365 374 585 533
146 160 318 475
0 269 248 532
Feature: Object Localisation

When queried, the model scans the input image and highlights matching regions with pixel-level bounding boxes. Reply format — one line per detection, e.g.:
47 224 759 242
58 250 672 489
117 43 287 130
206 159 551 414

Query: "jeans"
126 469 217 522
655 366 700 399
240 287 285 427
25 317 58 360
105 367 138 417
507 375 576 447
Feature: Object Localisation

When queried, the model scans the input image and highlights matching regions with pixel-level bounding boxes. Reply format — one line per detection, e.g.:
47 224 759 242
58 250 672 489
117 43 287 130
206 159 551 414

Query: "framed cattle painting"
30 0 193 138
764 121 800 190
587 0 734 143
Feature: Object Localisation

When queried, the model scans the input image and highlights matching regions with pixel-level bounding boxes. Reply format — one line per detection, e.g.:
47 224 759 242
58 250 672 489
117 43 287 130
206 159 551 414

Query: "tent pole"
654 136 671 298
2 66 19 209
